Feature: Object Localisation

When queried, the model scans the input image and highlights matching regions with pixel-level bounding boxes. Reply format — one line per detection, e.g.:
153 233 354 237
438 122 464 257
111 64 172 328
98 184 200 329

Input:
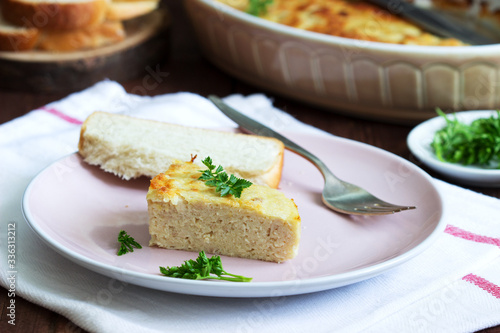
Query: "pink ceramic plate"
22 131 444 297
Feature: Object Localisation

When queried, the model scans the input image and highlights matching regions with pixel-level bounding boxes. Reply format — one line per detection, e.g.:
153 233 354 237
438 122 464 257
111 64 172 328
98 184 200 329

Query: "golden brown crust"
219 0 467 46
267 0 465 45
0 27 39 51
36 20 125 51
2 0 108 30
149 164 198 198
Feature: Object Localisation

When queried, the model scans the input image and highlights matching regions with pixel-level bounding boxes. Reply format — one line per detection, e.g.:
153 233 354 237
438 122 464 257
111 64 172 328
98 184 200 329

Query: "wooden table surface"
1 1 499 332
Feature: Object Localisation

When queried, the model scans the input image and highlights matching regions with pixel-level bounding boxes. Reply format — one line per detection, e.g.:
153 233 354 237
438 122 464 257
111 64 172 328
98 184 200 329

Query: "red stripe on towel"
40 106 83 125
463 274 500 299
445 225 500 247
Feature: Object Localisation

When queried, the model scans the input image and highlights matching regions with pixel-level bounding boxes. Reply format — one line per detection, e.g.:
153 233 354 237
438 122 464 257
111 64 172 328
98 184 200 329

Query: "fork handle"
269 132 333 181
208 95 334 180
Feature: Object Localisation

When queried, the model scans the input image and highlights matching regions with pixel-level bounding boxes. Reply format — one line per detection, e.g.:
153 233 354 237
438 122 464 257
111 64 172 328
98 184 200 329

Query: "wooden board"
0 9 170 93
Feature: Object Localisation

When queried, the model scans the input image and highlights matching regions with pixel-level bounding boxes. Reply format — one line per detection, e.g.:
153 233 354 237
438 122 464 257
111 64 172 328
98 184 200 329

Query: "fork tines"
353 203 416 215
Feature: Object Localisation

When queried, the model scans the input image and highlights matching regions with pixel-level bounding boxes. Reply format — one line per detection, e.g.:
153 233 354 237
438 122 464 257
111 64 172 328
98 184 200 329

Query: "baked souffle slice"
147 160 301 263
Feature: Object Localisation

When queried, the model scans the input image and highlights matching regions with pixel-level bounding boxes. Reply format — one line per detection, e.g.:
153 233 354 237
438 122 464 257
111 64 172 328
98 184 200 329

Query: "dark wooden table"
1 1 499 332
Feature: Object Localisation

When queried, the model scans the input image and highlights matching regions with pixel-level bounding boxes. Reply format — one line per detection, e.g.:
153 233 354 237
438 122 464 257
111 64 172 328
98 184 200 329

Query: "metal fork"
209 95 416 215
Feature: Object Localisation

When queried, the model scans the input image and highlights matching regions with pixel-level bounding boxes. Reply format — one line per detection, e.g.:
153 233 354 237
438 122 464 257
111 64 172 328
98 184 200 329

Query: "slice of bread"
0 0 160 52
78 111 285 188
0 15 39 51
1 0 108 30
147 161 301 262
36 20 125 51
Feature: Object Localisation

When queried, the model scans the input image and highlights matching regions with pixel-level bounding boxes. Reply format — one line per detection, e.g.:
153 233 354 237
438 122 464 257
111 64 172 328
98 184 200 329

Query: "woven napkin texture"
1 81 499 333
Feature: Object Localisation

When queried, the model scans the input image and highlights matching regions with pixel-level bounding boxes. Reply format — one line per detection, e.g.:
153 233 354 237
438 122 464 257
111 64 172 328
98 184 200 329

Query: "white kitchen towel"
1 80 499 333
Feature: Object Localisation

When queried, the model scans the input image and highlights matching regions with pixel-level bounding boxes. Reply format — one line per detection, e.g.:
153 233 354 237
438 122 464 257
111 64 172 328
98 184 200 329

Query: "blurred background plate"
184 0 500 124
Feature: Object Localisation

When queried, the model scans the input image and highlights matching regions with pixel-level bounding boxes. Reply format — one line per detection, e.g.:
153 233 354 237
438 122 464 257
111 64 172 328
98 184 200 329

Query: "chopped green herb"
246 0 273 16
431 108 500 168
117 230 142 256
198 156 252 198
159 251 252 282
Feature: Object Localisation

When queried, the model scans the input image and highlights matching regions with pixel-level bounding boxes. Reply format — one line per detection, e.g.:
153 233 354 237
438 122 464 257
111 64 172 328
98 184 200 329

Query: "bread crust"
0 0 165 52
78 111 285 188
263 147 283 189
2 0 108 30
0 26 39 51
36 20 125 51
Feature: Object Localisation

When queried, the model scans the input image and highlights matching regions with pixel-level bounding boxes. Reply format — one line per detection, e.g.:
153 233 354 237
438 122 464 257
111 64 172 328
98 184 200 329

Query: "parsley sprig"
431 109 500 168
198 157 252 198
159 251 252 282
246 0 273 16
117 230 142 256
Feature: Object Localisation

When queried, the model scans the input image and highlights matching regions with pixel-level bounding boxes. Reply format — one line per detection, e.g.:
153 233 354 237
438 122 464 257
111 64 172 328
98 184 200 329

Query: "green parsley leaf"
246 0 273 16
117 230 142 256
431 108 500 168
159 251 252 282
198 156 252 198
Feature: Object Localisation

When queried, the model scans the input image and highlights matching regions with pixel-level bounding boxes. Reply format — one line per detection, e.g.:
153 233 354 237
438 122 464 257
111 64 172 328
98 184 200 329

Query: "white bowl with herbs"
407 110 500 187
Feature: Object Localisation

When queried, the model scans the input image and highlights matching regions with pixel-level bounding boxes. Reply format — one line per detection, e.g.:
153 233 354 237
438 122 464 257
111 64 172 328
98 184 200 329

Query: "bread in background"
36 21 125 51
1 0 108 30
0 14 39 51
0 0 160 52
